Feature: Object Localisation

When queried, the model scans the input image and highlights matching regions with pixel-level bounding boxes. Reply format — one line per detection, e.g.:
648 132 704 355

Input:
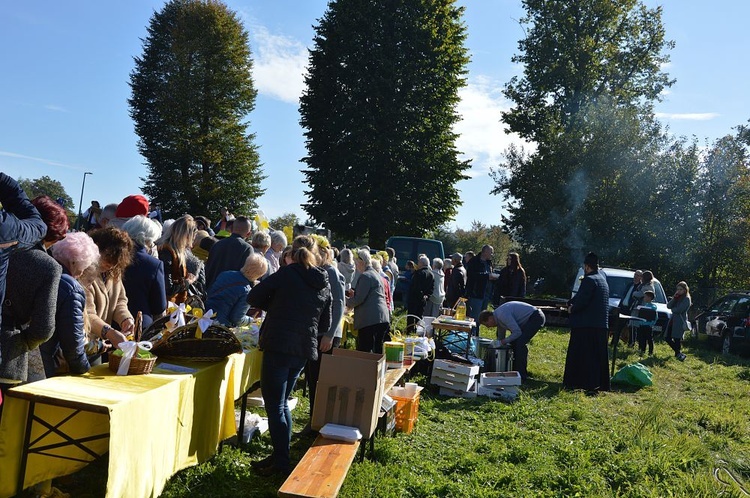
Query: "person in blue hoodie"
206 253 268 327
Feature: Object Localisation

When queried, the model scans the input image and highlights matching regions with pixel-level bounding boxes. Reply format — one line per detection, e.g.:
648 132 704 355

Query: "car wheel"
722 332 732 355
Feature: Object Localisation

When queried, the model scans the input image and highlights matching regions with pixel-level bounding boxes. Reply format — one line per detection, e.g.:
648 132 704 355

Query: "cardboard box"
439 379 478 398
432 359 479 377
431 368 476 391
480 371 522 387
311 349 386 438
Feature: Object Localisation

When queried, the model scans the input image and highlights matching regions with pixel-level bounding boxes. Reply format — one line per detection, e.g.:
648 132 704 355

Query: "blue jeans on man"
261 350 307 471
467 297 484 335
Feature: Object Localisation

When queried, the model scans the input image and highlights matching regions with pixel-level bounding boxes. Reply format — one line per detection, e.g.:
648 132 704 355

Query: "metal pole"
76 172 92 230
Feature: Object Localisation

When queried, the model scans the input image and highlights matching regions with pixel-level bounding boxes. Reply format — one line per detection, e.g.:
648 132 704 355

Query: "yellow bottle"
455 300 466 321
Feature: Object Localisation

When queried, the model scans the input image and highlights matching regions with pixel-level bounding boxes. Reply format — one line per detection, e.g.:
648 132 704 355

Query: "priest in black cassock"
564 252 610 392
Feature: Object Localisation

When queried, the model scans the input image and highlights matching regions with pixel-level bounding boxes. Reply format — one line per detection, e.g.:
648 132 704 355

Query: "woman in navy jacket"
41 232 101 377
122 216 167 330
247 235 332 476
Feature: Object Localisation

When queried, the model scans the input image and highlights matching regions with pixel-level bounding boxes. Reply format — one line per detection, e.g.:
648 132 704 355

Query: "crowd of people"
0 172 698 478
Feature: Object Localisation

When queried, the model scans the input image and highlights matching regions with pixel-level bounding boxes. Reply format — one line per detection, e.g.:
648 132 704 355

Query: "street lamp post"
76 172 93 230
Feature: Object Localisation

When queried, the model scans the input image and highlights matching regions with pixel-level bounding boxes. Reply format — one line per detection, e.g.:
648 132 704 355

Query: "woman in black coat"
247 235 332 476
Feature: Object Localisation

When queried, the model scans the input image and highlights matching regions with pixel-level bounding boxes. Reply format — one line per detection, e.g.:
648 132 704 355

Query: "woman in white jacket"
424 258 446 317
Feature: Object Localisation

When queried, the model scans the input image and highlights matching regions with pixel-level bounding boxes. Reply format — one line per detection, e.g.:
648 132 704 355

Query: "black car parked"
693 291 750 355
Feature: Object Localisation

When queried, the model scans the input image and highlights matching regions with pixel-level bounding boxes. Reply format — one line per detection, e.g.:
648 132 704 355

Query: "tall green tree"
129 0 263 218
300 0 471 247
693 134 750 290
492 0 674 293
18 175 74 210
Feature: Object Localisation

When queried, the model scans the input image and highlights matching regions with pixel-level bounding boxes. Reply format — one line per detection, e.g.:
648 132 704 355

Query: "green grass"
55 327 750 497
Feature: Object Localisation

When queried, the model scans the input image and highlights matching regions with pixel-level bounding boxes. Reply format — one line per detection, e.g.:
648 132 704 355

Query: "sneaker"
255 465 291 477
677 353 686 362
251 455 275 469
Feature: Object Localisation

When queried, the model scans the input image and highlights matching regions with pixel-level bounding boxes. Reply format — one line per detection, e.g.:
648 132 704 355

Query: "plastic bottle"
455 300 466 321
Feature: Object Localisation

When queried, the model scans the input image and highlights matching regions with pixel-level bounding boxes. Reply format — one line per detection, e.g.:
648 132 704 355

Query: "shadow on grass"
684 340 750 368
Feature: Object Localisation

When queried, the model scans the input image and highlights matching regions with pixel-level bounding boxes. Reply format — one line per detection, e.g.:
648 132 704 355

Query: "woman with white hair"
265 230 287 275
122 215 167 330
41 232 100 376
346 249 390 353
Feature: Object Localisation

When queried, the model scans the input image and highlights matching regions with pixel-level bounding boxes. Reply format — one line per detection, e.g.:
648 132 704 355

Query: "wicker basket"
151 321 242 362
108 350 157 375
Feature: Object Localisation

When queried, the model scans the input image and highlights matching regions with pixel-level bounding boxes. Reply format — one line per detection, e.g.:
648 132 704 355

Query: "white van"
571 267 672 332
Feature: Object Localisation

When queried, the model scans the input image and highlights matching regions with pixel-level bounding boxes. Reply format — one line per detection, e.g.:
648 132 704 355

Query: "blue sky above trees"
1 0 747 228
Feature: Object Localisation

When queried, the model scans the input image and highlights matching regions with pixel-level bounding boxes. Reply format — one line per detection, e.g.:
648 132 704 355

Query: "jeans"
509 310 545 380
637 326 654 354
467 297 485 335
261 350 307 470
305 337 341 415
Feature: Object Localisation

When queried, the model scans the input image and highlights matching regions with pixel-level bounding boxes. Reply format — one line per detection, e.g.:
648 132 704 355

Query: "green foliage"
493 0 677 294
693 134 750 289
18 175 75 211
268 212 300 231
129 0 264 219
300 0 471 247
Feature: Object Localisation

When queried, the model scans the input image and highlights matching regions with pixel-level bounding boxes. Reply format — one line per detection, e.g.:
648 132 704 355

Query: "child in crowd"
637 290 657 356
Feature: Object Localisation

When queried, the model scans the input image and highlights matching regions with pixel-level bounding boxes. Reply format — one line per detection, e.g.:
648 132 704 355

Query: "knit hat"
115 195 150 218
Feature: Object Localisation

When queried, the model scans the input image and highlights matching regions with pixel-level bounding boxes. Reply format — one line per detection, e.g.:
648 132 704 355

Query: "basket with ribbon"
109 312 157 375
150 309 242 362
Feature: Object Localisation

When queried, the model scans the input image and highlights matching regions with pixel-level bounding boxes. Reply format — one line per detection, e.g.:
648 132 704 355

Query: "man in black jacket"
464 244 494 334
407 255 434 331
445 252 466 308
563 252 610 392
204 216 253 288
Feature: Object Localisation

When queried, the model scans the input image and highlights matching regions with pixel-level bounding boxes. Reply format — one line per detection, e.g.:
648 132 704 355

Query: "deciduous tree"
492 0 674 293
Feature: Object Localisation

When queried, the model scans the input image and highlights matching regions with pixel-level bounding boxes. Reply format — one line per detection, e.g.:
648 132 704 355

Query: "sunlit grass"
62 326 750 497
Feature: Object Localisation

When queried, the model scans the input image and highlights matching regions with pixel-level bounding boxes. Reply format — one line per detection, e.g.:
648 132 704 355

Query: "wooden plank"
278 435 360 498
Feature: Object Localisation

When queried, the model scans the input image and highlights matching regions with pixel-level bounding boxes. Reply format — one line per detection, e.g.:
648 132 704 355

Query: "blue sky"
1 1 748 229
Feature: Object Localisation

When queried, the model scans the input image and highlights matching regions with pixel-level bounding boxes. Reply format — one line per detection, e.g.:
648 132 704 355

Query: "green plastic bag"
611 362 653 387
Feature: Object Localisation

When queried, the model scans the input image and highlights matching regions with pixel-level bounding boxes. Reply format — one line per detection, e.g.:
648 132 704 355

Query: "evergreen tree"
300 0 471 247
129 0 263 218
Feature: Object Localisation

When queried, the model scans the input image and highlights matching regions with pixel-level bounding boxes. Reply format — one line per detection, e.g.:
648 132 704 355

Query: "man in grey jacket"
479 301 545 381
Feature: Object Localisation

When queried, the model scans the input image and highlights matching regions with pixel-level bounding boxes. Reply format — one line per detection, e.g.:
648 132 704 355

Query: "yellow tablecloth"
0 349 262 498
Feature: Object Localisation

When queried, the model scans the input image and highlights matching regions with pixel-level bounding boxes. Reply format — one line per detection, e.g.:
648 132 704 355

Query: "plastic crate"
391 391 420 434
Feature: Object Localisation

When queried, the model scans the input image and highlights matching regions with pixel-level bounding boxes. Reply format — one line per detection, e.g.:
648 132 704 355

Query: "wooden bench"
278 435 360 498
278 361 416 497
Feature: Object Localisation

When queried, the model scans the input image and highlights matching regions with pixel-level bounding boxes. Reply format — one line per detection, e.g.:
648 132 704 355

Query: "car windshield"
607 276 631 299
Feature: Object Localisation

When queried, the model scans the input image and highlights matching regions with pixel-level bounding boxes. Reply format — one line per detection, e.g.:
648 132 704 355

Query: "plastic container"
384 341 404 369
454 301 467 321
389 387 422 434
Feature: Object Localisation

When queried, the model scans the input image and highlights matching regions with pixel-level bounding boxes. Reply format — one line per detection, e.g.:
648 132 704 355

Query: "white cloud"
0 150 83 170
44 104 68 112
453 76 529 176
655 112 719 121
250 25 308 104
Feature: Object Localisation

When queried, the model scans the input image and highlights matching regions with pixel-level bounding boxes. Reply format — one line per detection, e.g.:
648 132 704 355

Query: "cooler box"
483 345 513 373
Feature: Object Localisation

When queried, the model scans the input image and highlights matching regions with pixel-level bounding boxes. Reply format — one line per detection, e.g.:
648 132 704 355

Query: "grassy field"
58 327 750 497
